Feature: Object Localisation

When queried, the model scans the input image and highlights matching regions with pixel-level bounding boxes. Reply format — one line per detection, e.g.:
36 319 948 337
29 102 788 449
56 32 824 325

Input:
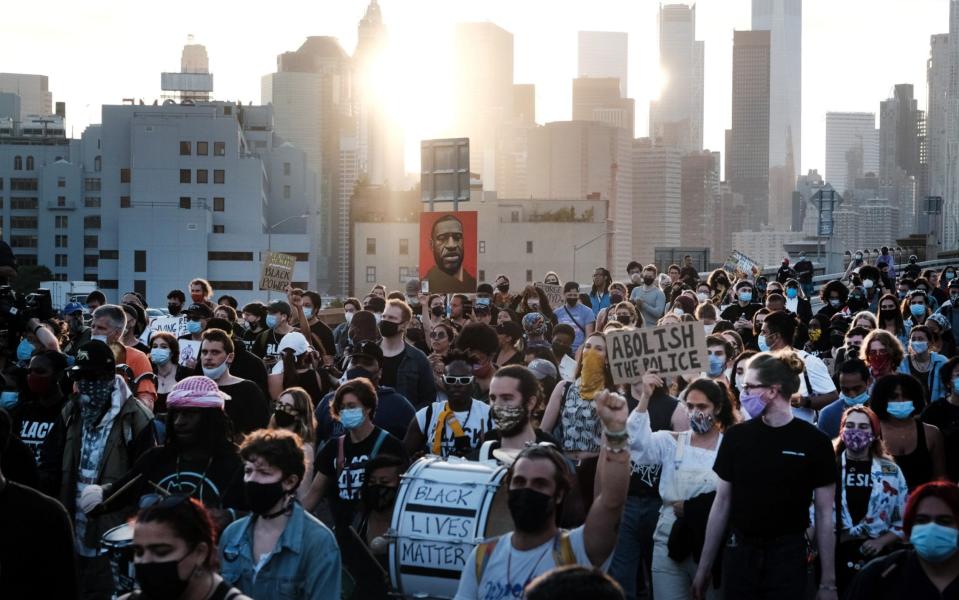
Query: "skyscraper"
825 112 879 195
880 84 922 183
0 73 53 120
927 34 949 201
752 0 801 231
633 138 682 262
649 4 704 152
681 150 722 256
729 30 771 231
572 77 635 132
944 0 959 247
577 31 628 98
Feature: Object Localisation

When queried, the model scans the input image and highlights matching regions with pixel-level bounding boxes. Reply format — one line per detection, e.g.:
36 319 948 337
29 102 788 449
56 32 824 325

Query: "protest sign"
259 251 296 292
606 321 708 385
534 282 564 309
178 340 201 368
146 315 188 339
722 250 759 280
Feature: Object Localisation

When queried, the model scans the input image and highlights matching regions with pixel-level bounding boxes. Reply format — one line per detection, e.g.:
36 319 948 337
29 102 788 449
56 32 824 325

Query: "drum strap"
474 531 576 582
431 402 467 456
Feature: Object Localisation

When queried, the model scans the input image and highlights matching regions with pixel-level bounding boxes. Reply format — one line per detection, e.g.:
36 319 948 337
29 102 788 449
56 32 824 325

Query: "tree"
13 265 54 295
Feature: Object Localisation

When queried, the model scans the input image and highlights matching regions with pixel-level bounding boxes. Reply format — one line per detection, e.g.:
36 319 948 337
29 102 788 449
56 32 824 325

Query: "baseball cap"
276 331 311 357
69 340 116 377
474 297 491 311
527 359 558 381
496 320 523 341
64 302 84 316
185 303 214 319
267 300 292 317
167 376 229 410
351 339 384 366
949 280 959 290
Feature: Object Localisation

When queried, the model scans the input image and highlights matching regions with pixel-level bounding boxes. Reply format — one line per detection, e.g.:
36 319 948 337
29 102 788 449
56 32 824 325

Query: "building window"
10 236 38 248
10 178 37 191
366 238 376 255
208 251 254 261
196 169 208 184
120 168 130 183
134 280 146 297
511 211 519 223
179 197 191 209
85 197 101 208
479 241 486 254
120 195 131 208
213 197 224 212
526 241 533 254
55 254 68 267
11 197 38 209
57 196 66 207
55 235 68 248
13 156 22 170
98 279 118 289
213 169 224 184
10 217 37 229
99 250 119 260
94 156 101 171
214 142 225 156
84 178 101 191
283 162 291 176
180 169 191 184
25 156 34 170
366 266 376 283
134 250 146 272
84 236 98 249
283 185 291 199
84 255 98 268
57 177 66 188
55 216 68 228
84 215 101 229
478 269 486 282
399 239 409 255
180 141 191 156
15 254 37 266
213 225 225 233
526 269 533 282
207 281 254 291
197 141 208 155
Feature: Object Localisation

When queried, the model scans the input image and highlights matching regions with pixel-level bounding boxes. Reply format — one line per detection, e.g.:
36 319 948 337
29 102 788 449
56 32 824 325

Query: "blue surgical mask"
202 361 229 380
707 355 725 377
16 338 35 362
150 348 171 365
911 304 926 317
303 308 313 319
911 341 929 354
674 308 685 317
0 390 18 410
266 314 279 329
829 299 841 308
757 335 769 353
785 288 798 299
841 391 869 407
91 334 109 344
910 523 959 563
339 407 365 430
186 320 202 334
953 377 959 395
887 400 914 420
739 291 753 303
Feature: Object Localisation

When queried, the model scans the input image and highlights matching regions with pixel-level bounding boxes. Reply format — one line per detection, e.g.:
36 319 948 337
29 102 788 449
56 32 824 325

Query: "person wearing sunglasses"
404 349 493 459
861 329 904 380
121 494 250 600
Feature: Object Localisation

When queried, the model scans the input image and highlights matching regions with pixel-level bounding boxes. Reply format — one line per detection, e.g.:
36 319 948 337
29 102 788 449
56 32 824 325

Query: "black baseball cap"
68 340 116 377
185 303 213 319
351 340 384 366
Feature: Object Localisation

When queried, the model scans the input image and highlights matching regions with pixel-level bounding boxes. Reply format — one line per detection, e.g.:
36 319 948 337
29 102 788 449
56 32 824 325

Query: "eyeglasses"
866 348 889 357
739 383 769 393
443 375 474 386
429 331 448 340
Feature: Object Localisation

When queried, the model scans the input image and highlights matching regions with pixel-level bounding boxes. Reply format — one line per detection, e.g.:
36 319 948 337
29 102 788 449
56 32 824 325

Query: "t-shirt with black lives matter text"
712 416 836 538
10 400 62 465
316 427 407 527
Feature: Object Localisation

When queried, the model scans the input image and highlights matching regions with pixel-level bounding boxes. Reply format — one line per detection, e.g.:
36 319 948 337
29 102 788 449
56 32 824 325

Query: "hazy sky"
0 0 949 177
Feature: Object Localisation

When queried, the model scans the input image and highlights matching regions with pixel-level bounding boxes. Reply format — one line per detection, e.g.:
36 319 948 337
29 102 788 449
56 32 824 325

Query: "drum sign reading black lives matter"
390 456 511 599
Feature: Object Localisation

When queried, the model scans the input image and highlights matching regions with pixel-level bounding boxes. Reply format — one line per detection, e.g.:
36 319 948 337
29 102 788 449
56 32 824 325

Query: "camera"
0 287 54 330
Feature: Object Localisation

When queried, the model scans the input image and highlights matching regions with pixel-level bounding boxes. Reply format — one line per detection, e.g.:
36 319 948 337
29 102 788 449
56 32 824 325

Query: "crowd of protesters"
1 246 959 600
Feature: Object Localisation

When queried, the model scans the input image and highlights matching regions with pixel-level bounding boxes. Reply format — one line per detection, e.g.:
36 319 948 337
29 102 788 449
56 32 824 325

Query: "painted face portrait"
431 216 465 276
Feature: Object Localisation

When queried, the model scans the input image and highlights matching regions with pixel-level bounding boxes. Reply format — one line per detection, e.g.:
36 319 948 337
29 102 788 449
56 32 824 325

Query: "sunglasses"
138 492 192 511
429 331 448 340
443 375 474 386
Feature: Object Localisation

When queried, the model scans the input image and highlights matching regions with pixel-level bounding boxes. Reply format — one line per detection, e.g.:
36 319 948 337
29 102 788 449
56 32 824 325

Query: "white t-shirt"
455 526 602 600
795 349 837 423
416 400 493 457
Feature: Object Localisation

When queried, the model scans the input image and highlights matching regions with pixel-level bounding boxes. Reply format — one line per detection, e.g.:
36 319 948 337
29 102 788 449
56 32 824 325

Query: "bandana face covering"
77 378 115 423
579 348 606 400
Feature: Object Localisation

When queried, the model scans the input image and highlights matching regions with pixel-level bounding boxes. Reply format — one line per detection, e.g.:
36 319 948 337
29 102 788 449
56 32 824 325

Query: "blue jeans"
609 495 661 600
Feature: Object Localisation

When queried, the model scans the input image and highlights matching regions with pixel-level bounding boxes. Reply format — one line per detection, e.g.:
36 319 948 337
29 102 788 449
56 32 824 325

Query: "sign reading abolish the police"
606 322 708 385
259 251 296 292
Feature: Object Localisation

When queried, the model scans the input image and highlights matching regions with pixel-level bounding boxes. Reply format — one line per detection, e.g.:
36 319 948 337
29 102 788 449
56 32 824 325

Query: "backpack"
474 531 576 581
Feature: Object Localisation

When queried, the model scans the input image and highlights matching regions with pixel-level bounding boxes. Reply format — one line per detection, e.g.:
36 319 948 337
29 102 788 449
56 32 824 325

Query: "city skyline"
0 0 949 179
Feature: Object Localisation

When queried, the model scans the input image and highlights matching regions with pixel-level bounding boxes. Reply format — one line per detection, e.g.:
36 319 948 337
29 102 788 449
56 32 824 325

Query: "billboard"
420 211 478 294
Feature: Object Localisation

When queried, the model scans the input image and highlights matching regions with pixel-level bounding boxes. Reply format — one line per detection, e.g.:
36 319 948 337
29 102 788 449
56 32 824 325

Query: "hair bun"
778 350 806 375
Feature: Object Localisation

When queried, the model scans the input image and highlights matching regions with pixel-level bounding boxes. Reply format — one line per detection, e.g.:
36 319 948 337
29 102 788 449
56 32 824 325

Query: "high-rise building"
752 0 802 231
681 150 721 255
926 34 949 201
825 112 879 195
945 0 959 247
728 30 771 231
633 138 682 263
577 32 628 98
181 35 209 73
880 84 922 183
572 77 635 132
0 73 53 120
262 37 353 294
649 4 704 152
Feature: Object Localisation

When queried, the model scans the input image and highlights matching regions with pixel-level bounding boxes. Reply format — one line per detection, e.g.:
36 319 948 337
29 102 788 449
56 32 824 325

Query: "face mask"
424 305 442 319
707 355 725 377
266 314 279 329
910 523 959 563
855 254 863 261
829 299 841 308
273 408 297 428
77 378 115 422
472 361 494 379
186 320 202 334
26 373 53 396
339 407 366 430
497 284 510 293
615 314 631 325
168 303 182 316
757 335 770 353
674 308 685 317
642 276 655 285
150 348 171 366
202 361 229 380
703 323 715 335
527 301 540 311
954 376 959 396
740 390 769 418
134 557 192 600
303 307 314 319
911 304 926 317
688 410 715 435
344 311 355 324
867 354 892 376
947 272 956 280
830 332 845 348
809 329 822 342
951 293 959 303
887 401 914 420
841 427 874 452
610 293 624 304
565 297 578 307
244 479 289 515
378 320 400 338
785 288 798 299
630 273 642 284
0 390 18 410
911 341 929 354
862 279 874 289
879 309 898 322
492 404 528 436
799 255 806 260
697 292 709 302
16 338 35 362
364 484 399 512
739 291 752 303
841 391 869 407
552 342 570 358
374 312 383 324
507 488 554 533
190 292 205 303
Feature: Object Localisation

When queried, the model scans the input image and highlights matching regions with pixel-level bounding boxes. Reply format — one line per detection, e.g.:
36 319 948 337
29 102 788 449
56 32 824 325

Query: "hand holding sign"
631 372 665 408
606 322 708 385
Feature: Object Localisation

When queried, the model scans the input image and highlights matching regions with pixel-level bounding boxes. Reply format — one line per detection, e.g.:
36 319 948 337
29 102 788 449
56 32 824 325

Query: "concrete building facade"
825 112 879 195
577 31 629 99
729 30 771 231
649 4 704 153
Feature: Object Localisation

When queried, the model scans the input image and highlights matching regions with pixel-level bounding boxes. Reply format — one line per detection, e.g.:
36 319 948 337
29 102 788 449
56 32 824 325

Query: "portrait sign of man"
421 212 477 293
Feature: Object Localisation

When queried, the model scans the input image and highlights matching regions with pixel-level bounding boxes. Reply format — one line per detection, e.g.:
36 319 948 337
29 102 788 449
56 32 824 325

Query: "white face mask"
344 311 355 324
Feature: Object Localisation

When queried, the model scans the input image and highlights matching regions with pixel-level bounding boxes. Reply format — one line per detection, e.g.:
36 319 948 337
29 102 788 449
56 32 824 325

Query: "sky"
0 0 950 177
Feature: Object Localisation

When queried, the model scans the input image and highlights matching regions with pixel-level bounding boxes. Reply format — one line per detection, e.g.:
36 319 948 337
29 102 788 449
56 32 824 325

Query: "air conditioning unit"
187 223 197 231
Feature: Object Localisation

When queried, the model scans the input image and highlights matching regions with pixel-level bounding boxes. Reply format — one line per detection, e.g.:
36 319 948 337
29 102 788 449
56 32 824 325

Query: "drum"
100 522 136 597
389 456 511 599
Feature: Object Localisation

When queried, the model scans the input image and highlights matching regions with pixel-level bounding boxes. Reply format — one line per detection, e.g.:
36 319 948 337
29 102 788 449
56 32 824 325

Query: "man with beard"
455 390 630 599
478 365 558 464
425 214 476 293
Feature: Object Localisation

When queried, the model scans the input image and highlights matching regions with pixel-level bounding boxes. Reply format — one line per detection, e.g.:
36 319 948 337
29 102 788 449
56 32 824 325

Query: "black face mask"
565 297 578 307
610 293 624 304
406 328 425 345
431 306 445 318
552 342 571 358
363 484 399 512
508 488 555 533
134 557 192 600
616 314 631 324
879 309 898 322
496 284 509 293
378 320 400 338
244 480 289 515
273 409 297 428
168 303 182 316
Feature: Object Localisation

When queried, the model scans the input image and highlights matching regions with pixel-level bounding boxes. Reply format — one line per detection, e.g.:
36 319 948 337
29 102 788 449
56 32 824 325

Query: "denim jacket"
220 502 342 600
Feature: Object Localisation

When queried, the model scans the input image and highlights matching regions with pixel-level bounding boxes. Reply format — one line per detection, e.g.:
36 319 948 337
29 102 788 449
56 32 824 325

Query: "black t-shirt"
713 417 836 537
251 328 286 361
844 458 872 525
629 388 678 497
719 302 762 323
310 320 336 357
316 427 407 527
0 481 78 598
219 380 271 437
10 400 63 465
380 348 405 389
921 399 959 482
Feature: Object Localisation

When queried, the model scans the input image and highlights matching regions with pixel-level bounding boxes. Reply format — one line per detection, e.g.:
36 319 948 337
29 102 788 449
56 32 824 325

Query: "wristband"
33 325 43 336
604 428 628 441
